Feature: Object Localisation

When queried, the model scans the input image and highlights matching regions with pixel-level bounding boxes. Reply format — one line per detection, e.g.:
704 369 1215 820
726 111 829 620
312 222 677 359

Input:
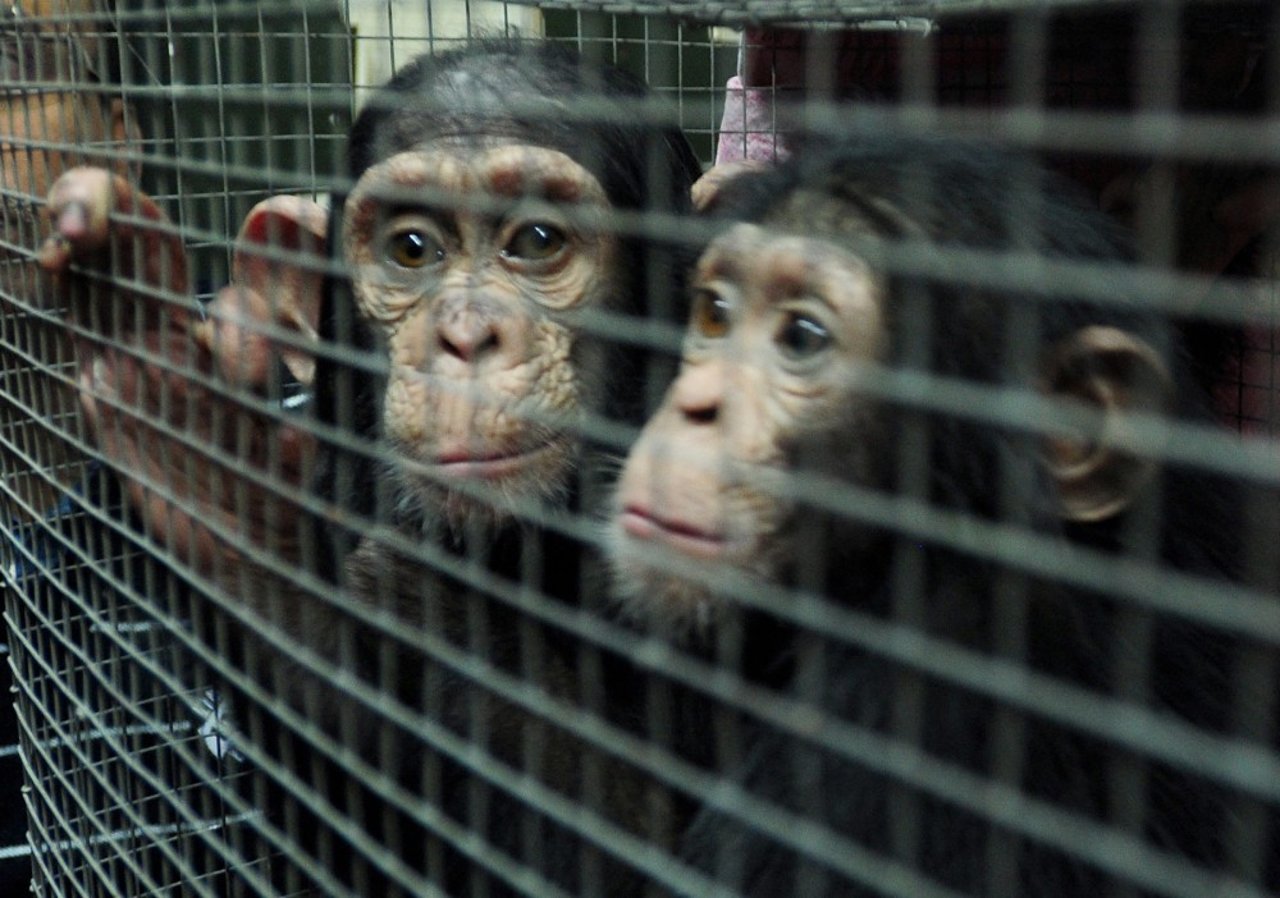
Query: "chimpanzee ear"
1038 325 1174 523
233 195 328 336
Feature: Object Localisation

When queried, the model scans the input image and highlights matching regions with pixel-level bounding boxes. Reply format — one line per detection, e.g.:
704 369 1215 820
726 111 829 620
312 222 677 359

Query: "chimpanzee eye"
504 222 566 260
776 312 830 360
690 289 732 340
387 229 444 269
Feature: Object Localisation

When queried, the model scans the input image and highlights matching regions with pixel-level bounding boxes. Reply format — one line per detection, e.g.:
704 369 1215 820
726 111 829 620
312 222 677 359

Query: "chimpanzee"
41 40 702 897
607 138 1279 896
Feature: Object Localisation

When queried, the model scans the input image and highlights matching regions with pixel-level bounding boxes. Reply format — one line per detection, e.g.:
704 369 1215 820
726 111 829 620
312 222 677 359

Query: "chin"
605 518 729 642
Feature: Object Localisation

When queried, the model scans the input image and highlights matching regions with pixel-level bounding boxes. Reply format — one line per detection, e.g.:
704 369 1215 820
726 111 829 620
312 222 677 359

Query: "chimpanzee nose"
437 315 501 363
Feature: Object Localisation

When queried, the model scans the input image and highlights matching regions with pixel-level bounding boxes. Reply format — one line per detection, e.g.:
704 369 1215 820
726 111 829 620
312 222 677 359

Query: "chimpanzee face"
608 221 890 635
343 139 623 530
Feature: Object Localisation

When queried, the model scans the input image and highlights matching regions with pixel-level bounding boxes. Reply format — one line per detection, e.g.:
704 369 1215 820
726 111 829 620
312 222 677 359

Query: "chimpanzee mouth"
619 505 727 560
432 439 561 480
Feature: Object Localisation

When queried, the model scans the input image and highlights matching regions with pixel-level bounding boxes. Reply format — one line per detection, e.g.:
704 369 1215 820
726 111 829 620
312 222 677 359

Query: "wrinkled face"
343 140 621 530
608 222 887 635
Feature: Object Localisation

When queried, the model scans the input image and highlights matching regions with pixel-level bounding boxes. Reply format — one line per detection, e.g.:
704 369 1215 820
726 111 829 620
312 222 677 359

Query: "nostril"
439 333 462 359
684 405 717 425
438 326 500 362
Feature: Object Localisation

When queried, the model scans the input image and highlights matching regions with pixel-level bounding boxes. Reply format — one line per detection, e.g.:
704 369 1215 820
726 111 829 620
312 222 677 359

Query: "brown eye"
776 312 830 360
387 229 444 268
691 289 731 339
504 223 566 260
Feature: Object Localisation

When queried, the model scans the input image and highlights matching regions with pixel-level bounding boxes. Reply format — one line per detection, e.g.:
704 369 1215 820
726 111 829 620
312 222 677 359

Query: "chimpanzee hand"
690 161 771 212
39 167 326 577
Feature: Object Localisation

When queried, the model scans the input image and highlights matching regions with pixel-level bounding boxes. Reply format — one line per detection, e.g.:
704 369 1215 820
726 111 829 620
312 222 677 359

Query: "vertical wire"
884 26 938 882
987 10 1047 896
1229 6 1280 883
1108 10 1181 896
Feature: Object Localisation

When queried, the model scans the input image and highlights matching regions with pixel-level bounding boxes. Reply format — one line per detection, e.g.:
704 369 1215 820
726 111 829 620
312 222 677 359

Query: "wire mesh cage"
0 1 1277 897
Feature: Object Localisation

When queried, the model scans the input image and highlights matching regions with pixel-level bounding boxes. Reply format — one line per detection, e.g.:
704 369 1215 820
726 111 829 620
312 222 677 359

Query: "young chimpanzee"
608 138 1279 896
41 41 702 897
311 40 705 896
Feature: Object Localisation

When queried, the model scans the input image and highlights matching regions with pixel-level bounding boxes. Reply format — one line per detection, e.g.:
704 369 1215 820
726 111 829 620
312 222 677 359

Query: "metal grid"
503 0 1194 25
0 2 1275 897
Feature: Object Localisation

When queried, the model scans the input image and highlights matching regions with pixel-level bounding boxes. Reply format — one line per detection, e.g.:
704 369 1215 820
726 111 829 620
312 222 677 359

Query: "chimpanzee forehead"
345 140 611 213
700 224 873 285
697 223 882 319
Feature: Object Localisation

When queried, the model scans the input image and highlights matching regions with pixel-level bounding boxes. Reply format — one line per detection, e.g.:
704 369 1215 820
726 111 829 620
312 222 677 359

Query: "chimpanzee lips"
619 505 727 560
433 439 558 480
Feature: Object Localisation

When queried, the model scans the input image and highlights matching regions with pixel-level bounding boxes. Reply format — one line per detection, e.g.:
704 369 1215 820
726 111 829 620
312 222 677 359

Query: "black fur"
283 42 703 897
663 139 1276 896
